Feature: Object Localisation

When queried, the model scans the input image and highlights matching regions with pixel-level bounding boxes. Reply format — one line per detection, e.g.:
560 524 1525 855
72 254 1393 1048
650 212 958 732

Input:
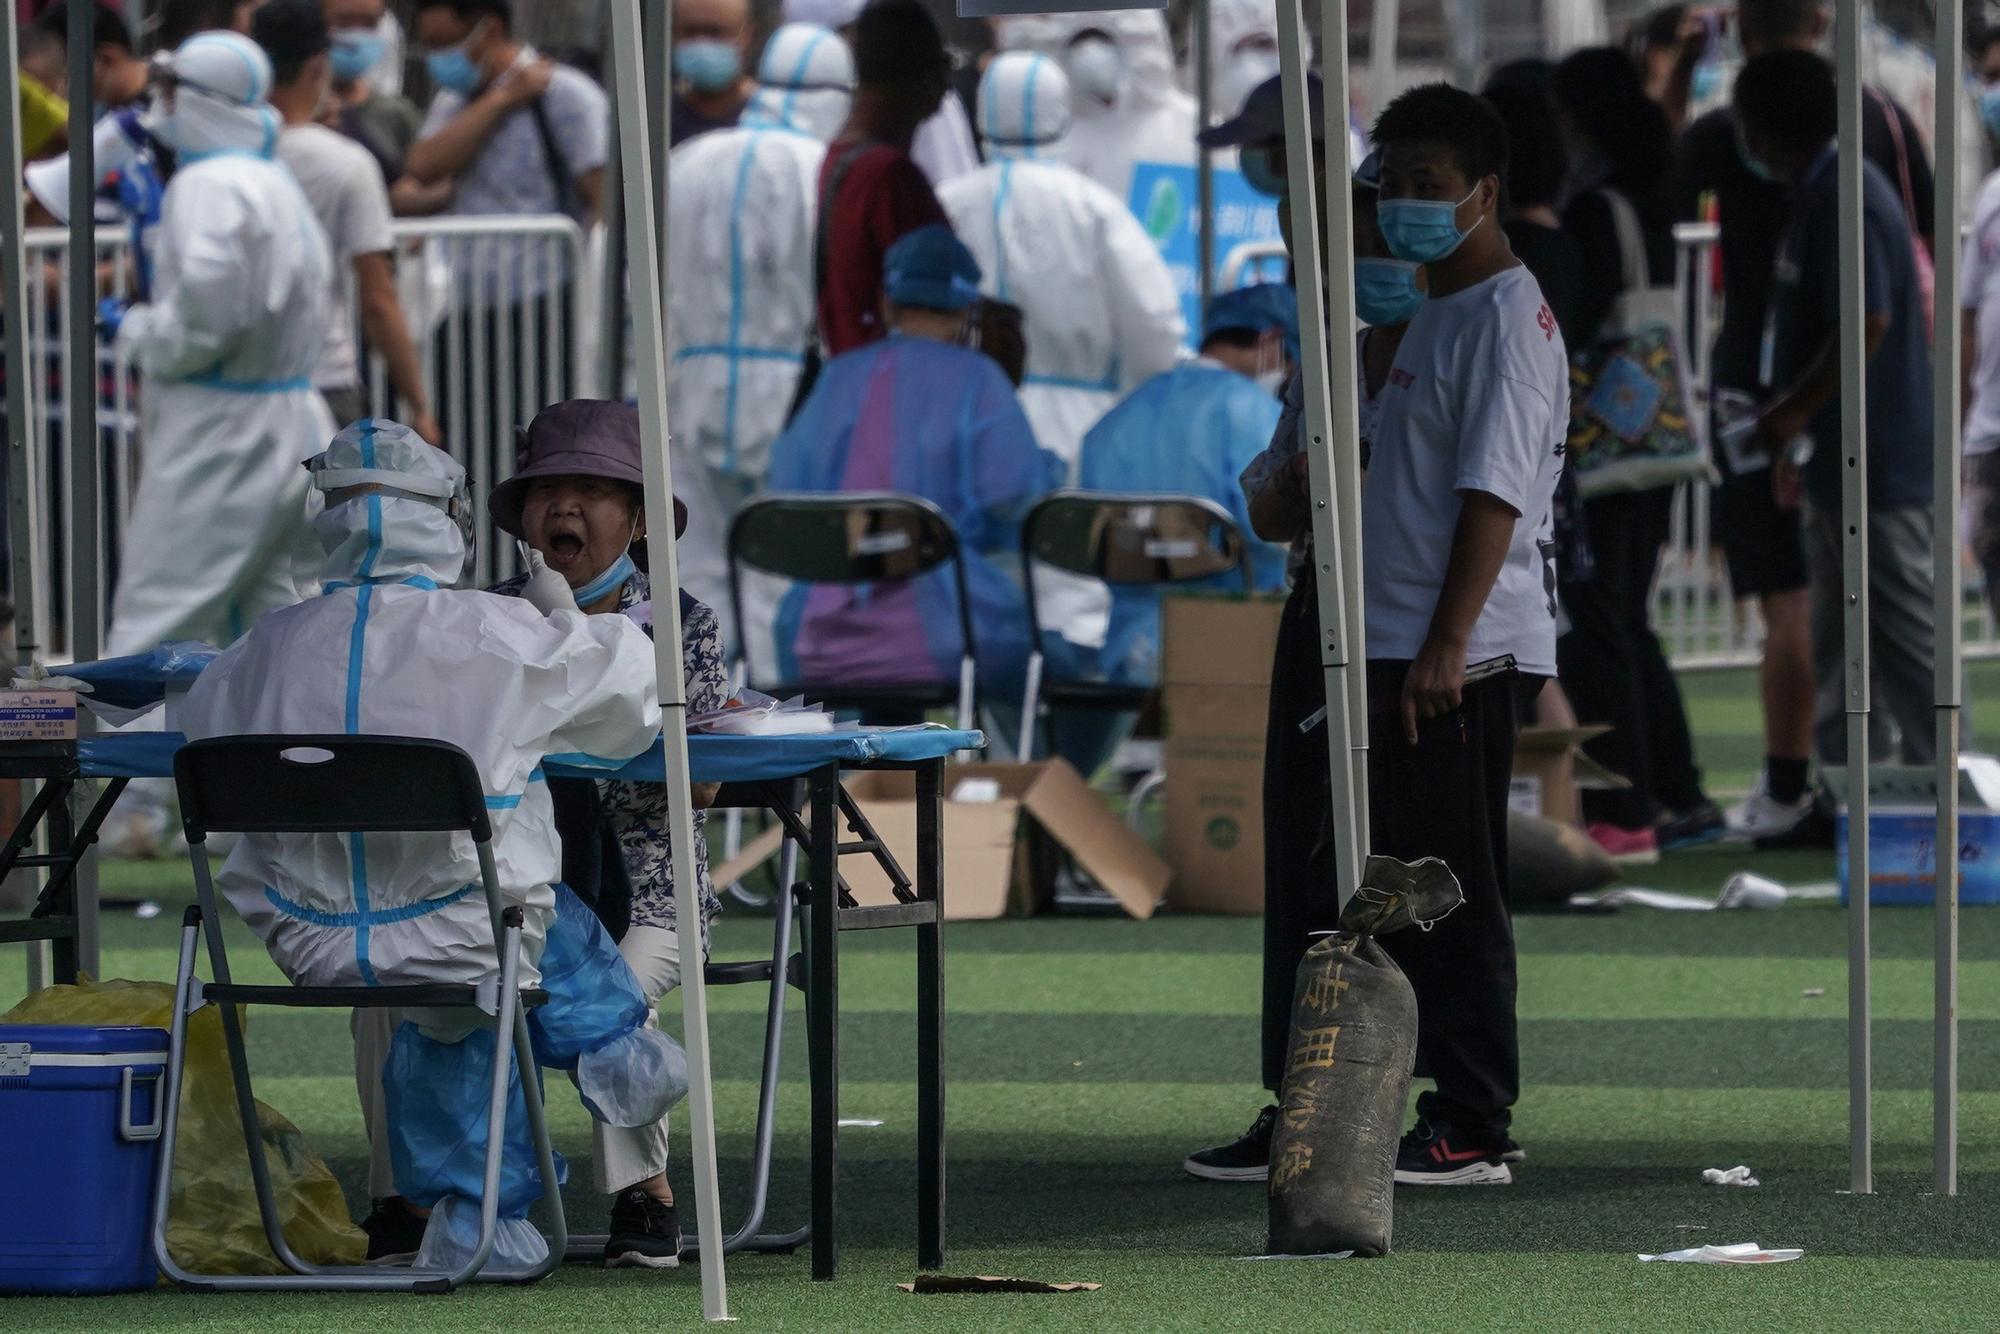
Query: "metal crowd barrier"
10 215 1994 665
10 215 587 652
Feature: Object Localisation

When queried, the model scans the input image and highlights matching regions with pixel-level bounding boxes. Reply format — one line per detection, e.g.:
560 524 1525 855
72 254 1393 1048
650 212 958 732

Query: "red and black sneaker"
1393 1117 1513 1186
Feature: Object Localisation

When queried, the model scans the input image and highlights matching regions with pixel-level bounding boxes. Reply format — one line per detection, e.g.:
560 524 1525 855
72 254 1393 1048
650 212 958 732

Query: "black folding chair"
727 492 979 730
154 736 565 1293
1017 491 1254 764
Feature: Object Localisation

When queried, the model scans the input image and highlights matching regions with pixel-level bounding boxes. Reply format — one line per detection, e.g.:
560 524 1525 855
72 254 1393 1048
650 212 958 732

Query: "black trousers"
1556 487 1704 827
1369 658 1523 1145
1260 575 1335 1094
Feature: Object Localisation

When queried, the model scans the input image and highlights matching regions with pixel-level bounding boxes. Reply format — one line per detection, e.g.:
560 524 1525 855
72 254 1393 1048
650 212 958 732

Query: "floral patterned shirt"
491 567 729 938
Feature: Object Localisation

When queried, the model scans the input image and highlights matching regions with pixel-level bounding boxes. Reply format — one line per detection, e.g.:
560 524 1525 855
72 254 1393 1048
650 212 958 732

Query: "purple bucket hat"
488 398 687 541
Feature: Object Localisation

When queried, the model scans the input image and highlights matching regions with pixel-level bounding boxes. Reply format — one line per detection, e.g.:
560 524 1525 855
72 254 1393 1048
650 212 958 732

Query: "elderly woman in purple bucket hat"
487 398 728 1268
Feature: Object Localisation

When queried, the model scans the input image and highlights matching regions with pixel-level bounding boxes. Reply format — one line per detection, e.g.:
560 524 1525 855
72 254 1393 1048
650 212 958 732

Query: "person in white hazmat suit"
667 21 853 649
938 51 1183 655
994 10 1197 216
179 421 688 1273
101 31 336 655
1207 0 1281 125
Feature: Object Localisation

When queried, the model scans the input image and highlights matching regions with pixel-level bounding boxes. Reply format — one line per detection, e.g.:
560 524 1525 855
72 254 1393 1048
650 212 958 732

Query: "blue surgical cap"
1202 282 1300 360
883 224 983 313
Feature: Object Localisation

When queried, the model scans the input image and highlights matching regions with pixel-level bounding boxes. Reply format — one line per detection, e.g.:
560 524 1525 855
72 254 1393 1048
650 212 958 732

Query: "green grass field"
1 665 1996 1330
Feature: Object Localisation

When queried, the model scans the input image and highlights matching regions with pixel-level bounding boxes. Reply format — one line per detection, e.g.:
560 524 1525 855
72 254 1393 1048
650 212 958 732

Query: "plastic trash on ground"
1267 856 1464 1259
1702 1165 1761 1186
1 976 365 1275
1639 1242 1801 1263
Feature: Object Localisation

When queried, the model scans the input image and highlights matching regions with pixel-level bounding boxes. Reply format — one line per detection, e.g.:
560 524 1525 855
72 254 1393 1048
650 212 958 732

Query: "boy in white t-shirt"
1367 84 1567 1185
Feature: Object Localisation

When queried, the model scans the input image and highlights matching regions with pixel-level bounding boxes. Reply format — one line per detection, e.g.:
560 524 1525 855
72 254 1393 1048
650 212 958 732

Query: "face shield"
304 421 473 589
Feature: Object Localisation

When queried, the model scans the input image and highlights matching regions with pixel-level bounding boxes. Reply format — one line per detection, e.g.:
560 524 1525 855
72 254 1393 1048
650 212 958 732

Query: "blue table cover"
75 729 983 784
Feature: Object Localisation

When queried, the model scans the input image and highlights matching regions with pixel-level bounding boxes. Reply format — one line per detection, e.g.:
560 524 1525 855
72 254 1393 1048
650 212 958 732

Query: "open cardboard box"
1510 725 1630 826
839 760 1168 920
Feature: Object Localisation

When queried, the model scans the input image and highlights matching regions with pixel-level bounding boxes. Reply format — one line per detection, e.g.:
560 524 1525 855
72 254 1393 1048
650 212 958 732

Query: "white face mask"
1066 37 1123 107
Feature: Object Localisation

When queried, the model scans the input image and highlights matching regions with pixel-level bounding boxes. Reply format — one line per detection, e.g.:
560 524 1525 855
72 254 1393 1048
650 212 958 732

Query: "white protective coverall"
179 422 665 991
108 32 336 655
1208 0 1281 123
939 52 1183 650
181 422 682 1271
666 23 852 643
995 11 1198 217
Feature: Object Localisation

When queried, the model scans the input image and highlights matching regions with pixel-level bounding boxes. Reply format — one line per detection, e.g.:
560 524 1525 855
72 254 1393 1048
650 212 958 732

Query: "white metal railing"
11 214 1994 667
11 215 586 653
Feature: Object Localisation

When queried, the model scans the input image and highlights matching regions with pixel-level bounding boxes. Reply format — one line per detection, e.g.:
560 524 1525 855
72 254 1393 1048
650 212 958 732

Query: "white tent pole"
1834 0 1872 1196
606 0 731 1317
1275 0 1366 908
1369 0 1398 128
1931 0 1963 1198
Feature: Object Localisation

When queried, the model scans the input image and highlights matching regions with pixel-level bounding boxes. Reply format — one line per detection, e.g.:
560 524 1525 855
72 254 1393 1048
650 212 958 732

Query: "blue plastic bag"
384 1023 565 1215
531 885 688 1128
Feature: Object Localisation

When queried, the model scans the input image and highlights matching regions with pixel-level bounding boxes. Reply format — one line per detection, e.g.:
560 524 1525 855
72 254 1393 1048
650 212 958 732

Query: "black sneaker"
1183 1105 1276 1182
1393 1118 1512 1186
1754 797 1836 851
605 1187 682 1269
1657 800 1727 852
1501 1136 1526 1164
361 1196 425 1264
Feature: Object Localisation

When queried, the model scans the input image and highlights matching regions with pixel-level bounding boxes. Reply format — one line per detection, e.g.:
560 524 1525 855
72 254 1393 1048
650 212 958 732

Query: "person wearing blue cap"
766 225 1065 715
1077 282 1296 691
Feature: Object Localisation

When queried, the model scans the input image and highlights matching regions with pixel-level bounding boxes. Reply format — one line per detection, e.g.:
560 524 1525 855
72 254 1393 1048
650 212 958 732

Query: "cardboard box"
839 759 1169 920
1160 595 1286 915
0 690 77 742
1828 759 2000 906
1509 725 1629 826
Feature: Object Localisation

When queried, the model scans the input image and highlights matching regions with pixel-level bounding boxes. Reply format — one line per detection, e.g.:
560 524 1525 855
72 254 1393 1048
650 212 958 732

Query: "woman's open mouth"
546 531 587 568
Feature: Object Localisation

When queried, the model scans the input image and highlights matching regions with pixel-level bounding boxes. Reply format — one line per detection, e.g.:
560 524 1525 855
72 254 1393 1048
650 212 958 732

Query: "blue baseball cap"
1202 282 1299 360
883 224 983 313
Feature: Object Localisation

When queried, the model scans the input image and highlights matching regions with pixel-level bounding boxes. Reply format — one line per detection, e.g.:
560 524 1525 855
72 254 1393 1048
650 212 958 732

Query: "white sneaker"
1726 773 1814 842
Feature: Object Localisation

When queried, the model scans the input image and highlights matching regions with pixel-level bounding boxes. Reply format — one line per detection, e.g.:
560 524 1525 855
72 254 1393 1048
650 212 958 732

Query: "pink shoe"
1586 822 1660 866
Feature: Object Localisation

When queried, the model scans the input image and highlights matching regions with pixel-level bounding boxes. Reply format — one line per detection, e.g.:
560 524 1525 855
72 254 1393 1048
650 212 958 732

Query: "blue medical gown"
1078 362 1291 686
766 334 1064 693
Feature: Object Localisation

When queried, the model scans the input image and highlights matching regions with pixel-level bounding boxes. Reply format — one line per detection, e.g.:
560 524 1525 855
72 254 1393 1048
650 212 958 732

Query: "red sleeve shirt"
816 142 950 357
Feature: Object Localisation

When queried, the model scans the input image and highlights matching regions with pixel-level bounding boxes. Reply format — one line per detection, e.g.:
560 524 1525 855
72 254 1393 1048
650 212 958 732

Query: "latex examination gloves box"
841 759 1169 920
1159 594 1286 915
1829 757 2000 906
1509 725 1631 827
0 689 78 741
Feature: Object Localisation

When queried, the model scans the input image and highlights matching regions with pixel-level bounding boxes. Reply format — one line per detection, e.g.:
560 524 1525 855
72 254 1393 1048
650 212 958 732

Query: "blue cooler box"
0 1024 168 1294
1837 809 2000 906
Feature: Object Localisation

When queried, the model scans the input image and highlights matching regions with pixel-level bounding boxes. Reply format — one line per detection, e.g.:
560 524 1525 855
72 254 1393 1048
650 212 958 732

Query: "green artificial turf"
1 665 1995 1330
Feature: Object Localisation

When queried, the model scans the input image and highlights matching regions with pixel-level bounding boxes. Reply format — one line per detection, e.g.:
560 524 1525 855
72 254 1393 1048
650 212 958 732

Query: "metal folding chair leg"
152 905 566 1293
566 844 810 1263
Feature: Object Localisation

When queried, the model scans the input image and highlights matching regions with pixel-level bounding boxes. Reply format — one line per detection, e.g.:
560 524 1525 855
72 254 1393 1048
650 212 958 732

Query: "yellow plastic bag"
3 976 367 1276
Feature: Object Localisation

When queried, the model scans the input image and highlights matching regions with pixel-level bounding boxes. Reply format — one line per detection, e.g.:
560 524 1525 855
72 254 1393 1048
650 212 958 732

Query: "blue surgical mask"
329 30 386 83
1735 127 1783 185
1239 145 1286 198
1980 86 2000 143
674 39 742 94
1690 58 1723 105
1376 183 1482 264
425 28 485 96
573 551 638 607
1354 258 1426 327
